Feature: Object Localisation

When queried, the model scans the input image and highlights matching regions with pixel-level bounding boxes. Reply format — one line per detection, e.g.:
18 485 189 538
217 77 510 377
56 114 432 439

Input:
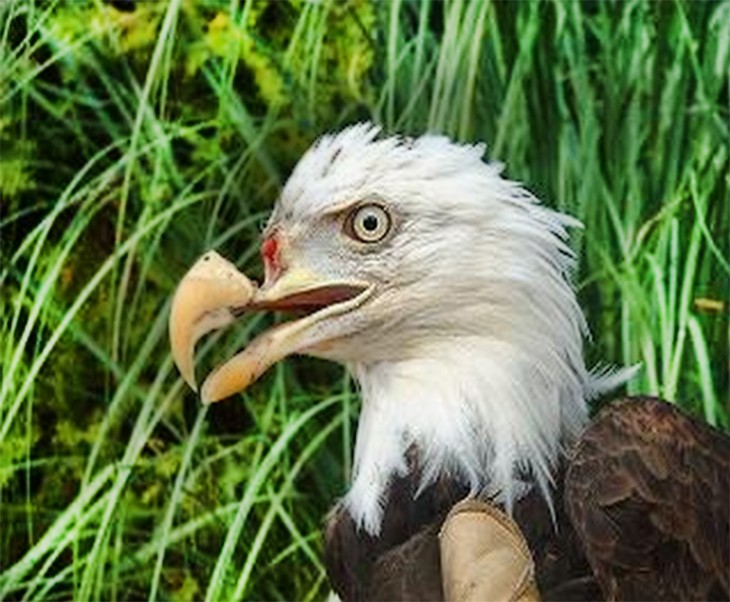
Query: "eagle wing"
325 397 729 601
566 396 730 600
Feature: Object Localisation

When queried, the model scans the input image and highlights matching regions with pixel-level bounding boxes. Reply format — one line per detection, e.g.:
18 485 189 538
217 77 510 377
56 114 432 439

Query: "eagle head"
170 124 619 535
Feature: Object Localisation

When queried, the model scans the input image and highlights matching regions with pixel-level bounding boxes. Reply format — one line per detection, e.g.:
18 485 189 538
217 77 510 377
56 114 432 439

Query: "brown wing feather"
325 396 728 600
566 396 730 600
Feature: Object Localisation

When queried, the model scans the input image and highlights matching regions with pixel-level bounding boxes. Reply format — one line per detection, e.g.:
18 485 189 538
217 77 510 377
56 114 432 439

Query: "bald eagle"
169 125 729 600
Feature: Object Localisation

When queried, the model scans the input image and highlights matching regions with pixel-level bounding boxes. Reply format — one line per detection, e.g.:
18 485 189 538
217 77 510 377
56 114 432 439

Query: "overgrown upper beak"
169 250 370 404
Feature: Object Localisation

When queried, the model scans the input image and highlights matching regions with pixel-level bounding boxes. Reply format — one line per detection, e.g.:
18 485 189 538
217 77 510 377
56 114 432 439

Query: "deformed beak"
168 251 256 392
169 250 370 404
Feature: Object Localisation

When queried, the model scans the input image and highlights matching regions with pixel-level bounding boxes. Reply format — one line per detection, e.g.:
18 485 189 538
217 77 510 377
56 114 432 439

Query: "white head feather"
269 123 623 535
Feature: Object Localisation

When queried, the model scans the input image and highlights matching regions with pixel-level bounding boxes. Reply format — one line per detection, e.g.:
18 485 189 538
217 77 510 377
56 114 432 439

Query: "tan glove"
439 499 540 602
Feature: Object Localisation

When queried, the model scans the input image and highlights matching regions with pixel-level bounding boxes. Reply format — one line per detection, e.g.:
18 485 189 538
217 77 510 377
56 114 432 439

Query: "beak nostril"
262 234 284 283
262 236 279 264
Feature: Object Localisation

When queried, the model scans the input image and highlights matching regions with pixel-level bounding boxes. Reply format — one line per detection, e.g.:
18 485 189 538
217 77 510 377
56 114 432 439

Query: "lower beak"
169 251 370 404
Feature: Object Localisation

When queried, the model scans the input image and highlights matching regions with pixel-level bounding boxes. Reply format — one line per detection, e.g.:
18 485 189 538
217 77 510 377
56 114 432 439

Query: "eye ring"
345 203 392 243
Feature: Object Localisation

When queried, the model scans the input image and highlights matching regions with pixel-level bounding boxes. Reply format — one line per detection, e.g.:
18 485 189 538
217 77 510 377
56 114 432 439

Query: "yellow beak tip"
169 250 257 397
199 382 221 405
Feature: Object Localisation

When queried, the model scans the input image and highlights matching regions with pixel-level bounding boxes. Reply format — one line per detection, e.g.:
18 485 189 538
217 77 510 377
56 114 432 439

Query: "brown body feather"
325 397 730 601
566 396 730 600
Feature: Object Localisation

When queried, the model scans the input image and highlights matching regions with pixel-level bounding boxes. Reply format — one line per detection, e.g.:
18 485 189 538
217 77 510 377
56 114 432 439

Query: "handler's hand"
439 499 540 602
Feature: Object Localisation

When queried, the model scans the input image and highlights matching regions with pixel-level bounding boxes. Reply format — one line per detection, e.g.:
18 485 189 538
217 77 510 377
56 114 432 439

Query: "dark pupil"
362 214 379 232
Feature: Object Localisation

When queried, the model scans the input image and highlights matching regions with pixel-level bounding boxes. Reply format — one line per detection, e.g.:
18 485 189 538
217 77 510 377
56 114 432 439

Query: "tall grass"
1 0 728 599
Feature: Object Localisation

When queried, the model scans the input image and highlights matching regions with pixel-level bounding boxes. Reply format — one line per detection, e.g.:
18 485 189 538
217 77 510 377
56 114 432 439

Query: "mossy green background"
1 0 728 599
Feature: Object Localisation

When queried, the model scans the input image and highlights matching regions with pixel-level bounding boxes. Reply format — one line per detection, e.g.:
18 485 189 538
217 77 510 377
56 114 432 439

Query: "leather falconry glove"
439 499 541 602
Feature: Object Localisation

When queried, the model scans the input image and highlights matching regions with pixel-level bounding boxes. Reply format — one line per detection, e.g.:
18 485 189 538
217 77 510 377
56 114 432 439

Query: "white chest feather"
342 337 628 536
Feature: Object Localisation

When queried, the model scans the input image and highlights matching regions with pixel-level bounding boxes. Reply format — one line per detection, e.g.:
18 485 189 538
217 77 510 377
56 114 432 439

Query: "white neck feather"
344 337 595 536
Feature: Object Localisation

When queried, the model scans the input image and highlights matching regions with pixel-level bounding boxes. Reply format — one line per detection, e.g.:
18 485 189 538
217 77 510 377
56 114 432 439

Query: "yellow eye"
346 204 391 243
